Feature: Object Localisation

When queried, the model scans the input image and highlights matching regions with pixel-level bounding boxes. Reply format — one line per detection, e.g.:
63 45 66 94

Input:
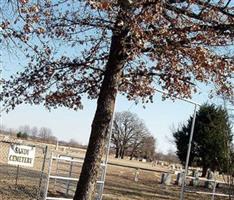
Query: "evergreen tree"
16 132 28 139
173 104 233 177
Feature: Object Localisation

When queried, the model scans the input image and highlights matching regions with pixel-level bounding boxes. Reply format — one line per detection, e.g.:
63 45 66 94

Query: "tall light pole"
179 104 198 200
154 89 200 200
102 88 200 200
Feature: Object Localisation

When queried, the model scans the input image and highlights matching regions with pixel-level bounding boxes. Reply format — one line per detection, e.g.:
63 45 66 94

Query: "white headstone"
134 169 140 182
160 173 171 185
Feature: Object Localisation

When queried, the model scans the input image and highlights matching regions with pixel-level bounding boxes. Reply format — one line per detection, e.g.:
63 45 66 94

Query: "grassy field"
0 136 233 200
102 159 232 200
46 156 232 200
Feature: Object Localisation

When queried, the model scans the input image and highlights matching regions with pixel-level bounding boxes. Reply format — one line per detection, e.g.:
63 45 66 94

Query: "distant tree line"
59 138 86 149
0 125 84 148
155 150 180 164
111 111 156 161
16 125 57 142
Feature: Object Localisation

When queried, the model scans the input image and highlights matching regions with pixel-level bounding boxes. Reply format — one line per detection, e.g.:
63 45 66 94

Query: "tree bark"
115 147 119 158
130 144 138 160
130 152 133 160
120 147 126 159
74 10 129 200
202 166 208 177
119 147 122 159
121 150 124 159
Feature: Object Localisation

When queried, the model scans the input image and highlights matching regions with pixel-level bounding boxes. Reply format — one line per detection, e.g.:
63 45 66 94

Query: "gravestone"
176 172 184 186
134 169 140 182
169 164 176 170
205 169 215 189
190 170 199 186
160 173 171 185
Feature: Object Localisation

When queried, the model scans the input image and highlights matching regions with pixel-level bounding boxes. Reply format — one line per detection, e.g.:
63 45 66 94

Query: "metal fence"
44 154 106 200
44 125 113 200
0 137 50 200
180 171 234 200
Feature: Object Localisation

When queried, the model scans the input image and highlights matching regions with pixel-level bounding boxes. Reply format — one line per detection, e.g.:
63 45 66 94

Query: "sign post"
15 165 19 187
8 144 36 188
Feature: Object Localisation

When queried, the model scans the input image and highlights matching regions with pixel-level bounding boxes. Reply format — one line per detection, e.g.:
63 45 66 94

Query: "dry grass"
0 137 232 200
102 164 230 200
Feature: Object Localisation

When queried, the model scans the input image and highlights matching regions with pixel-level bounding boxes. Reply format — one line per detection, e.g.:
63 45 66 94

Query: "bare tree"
112 112 135 159
135 135 156 161
30 126 38 138
38 127 56 142
0 124 6 132
0 125 15 136
112 111 152 159
1 0 234 199
129 128 148 160
68 138 81 148
166 149 180 164
18 125 31 134
155 150 179 164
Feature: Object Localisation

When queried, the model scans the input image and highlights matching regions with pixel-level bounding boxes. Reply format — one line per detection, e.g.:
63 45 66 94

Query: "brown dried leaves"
1 0 234 110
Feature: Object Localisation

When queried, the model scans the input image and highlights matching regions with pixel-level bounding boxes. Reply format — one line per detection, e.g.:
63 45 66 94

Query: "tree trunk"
115 147 119 158
121 149 125 159
202 166 208 177
74 10 129 200
130 145 137 160
121 147 126 159
130 152 133 160
119 146 123 159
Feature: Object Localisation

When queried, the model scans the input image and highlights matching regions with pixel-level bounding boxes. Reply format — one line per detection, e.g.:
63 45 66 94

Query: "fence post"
211 180 217 200
15 165 20 187
44 152 53 200
65 158 73 196
54 155 59 190
37 146 48 200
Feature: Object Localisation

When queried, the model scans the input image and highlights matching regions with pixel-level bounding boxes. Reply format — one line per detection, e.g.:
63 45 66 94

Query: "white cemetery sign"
8 144 36 167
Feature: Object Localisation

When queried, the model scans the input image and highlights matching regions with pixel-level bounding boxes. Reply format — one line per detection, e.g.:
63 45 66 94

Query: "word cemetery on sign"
8 144 36 167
